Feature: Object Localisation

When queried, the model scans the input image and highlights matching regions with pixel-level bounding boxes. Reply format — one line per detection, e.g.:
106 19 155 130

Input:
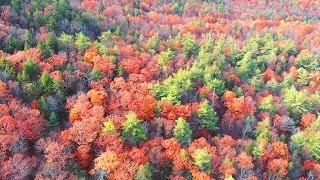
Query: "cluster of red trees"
0 0 320 179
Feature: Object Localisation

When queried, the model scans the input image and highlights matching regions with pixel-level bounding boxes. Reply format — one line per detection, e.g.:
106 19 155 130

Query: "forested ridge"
0 0 320 179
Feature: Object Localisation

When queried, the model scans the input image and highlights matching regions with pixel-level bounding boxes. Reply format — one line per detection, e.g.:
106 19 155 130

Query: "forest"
0 0 320 179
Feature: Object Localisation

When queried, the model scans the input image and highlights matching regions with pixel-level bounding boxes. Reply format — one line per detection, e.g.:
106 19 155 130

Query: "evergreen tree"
134 163 153 180
152 69 193 104
46 33 59 53
121 112 147 146
253 118 271 159
6 35 24 54
192 148 212 172
296 50 319 71
145 33 159 55
297 68 310 86
75 32 91 51
258 94 277 115
283 86 311 121
197 100 219 134
39 96 48 113
254 118 271 142
98 30 114 47
181 32 199 57
39 71 53 94
37 41 53 59
26 83 39 100
0 58 17 78
52 77 65 94
11 0 22 13
48 112 60 127
173 117 192 146
236 52 257 80
250 76 264 92
17 59 39 83
206 78 225 95
59 33 74 59
266 78 279 93
24 30 35 50
291 117 320 162
158 48 174 72
101 120 117 135
91 67 102 80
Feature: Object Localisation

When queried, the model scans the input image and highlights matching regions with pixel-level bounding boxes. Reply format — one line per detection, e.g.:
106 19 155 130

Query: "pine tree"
134 163 153 180
291 117 320 162
26 83 39 100
297 68 310 86
37 41 53 59
101 120 117 135
18 59 39 83
75 32 91 51
46 33 59 53
0 58 17 78
258 95 277 115
283 86 311 121
173 117 192 146
11 0 21 13
17 71 31 83
48 112 59 127
52 77 65 94
23 59 39 77
39 71 53 94
266 78 279 93
24 30 35 50
206 78 225 95
192 148 212 172
253 118 271 159
121 112 147 146
59 33 74 59
158 48 174 66
6 35 24 54
250 76 264 92
236 51 257 80
59 33 74 49
181 32 199 57
145 33 159 54
91 67 102 80
98 30 114 47
39 96 48 112
197 100 219 134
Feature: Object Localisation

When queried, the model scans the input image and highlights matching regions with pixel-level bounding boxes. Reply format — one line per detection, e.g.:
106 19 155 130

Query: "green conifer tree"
197 100 219 134
192 148 212 172
39 71 53 94
17 59 39 83
75 32 90 51
134 163 153 180
173 117 192 146
91 67 102 80
48 112 59 127
121 112 147 146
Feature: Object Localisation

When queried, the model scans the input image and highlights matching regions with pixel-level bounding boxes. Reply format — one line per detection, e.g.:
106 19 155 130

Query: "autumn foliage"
0 0 320 179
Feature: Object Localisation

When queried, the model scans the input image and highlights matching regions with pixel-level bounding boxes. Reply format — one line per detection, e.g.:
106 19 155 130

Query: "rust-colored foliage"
300 113 317 129
161 138 181 160
1 0 320 179
76 144 93 168
222 91 256 132
90 150 121 175
236 152 254 169
0 154 38 180
87 89 108 106
267 158 289 177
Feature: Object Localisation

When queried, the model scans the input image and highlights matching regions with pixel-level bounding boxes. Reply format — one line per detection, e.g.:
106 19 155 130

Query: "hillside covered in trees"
0 0 320 179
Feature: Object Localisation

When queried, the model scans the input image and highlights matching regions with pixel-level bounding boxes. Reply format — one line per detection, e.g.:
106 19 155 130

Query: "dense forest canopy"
0 0 320 179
